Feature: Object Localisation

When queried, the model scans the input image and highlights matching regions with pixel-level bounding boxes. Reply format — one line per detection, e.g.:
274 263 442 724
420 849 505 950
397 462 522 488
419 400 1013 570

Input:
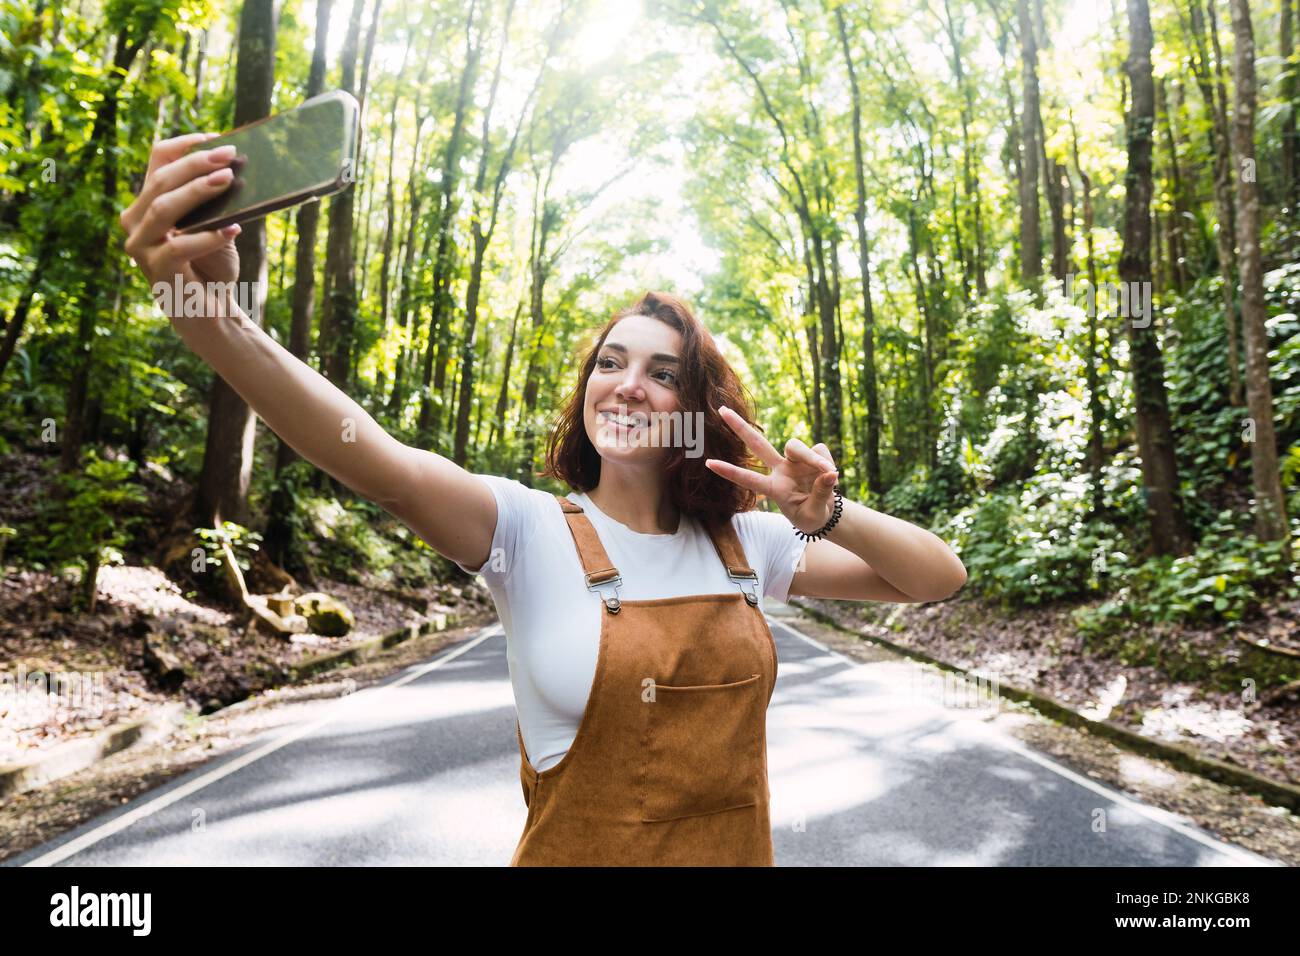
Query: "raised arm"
119 132 497 570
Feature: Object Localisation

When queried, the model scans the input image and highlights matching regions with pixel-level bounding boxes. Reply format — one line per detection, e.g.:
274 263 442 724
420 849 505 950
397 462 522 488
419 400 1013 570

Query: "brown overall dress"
509 494 779 867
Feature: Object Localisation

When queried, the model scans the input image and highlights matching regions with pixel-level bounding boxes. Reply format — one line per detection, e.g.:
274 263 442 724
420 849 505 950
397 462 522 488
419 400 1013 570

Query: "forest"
1 0 1298 859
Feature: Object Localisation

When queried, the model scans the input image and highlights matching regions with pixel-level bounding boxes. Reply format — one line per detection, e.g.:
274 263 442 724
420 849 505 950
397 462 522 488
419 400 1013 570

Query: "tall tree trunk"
515 166 561 484
1070 110 1106 518
417 0 483 449
1016 0 1042 287
455 0 530 466
193 27 207 108
346 0 384 373
384 28 439 418
354 134 376 302
1042 143 1069 281
1033 0 1066 283
906 204 935 469
992 14 1023 234
372 31 411 405
265 0 333 569
835 7 883 495
318 0 367 399
194 0 279 528
1185 0 1241 405
275 210 290 294
1207 0 1244 406
490 294 525 449
60 18 160 474
813 230 843 470
941 0 987 297
1119 0 1193 557
385 148 429 417
1156 78 1187 293
800 253 823 442
1228 0 1292 550
1283 0 1298 222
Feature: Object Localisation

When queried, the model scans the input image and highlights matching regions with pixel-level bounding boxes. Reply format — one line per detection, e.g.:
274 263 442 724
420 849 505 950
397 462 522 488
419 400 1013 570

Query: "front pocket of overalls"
639 673 765 823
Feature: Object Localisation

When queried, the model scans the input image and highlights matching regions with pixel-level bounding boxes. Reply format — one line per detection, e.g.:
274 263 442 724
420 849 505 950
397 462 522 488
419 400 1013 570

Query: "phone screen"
176 91 357 233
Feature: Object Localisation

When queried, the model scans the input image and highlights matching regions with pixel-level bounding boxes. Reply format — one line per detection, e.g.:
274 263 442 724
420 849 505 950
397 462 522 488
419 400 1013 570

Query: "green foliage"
0 524 16 564
1164 268 1300 535
937 466 1129 609
194 520 263 576
254 456 315 543
4 0 1300 647
37 452 149 606
302 494 419 586
1073 511 1300 637
1282 441 1300 490
946 292 1054 485
881 455 969 524
0 336 71 436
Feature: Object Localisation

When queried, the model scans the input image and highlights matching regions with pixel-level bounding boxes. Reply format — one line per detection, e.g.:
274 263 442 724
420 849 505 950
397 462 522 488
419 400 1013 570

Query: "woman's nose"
615 370 646 401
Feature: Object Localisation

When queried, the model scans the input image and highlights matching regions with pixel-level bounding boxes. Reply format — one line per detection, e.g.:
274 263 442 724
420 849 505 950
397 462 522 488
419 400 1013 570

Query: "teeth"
601 410 643 427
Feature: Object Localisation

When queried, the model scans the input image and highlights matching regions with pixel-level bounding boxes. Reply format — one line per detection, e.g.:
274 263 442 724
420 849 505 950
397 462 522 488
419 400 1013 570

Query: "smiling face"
542 290 762 524
583 313 685 466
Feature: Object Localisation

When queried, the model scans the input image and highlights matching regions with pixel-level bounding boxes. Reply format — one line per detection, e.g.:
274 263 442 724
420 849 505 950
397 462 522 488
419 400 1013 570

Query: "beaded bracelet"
794 486 844 542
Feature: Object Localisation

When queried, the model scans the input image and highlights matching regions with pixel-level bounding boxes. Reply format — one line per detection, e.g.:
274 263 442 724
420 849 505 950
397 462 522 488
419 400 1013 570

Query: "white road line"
22 623 503 867
765 614 1281 867
992 731 1280 866
26 614 1277 867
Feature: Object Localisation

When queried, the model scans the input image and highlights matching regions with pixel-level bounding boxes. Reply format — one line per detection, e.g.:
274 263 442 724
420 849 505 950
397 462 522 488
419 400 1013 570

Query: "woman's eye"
654 369 677 385
597 356 617 370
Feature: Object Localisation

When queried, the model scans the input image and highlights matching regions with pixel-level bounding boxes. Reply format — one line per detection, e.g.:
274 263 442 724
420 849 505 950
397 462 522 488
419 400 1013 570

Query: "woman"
120 133 968 866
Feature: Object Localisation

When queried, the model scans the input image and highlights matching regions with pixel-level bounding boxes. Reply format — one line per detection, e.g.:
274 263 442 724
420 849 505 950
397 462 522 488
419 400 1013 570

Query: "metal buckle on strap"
586 572 623 614
728 569 760 606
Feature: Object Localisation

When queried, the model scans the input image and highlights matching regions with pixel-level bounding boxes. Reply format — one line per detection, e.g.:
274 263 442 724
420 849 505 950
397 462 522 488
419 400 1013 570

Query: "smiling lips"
597 406 649 429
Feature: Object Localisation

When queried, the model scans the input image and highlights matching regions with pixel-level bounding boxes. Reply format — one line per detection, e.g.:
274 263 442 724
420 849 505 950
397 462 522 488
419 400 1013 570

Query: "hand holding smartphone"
175 89 360 234
120 88 361 325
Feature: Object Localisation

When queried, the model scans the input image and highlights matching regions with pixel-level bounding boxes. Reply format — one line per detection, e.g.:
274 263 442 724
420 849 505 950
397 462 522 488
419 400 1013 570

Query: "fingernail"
207 144 237 162
207 167 233 185
222 223 241 236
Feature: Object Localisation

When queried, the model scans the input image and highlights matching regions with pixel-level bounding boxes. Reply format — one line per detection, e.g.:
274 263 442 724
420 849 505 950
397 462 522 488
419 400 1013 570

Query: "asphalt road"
5 602 1280 866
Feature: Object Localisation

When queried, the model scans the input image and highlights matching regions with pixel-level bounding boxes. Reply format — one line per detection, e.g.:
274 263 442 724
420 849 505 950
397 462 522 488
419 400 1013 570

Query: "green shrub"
294 489 452 589
194 521 264 581
937 467 1130 608
1074 511 1300 637
39 452 149 612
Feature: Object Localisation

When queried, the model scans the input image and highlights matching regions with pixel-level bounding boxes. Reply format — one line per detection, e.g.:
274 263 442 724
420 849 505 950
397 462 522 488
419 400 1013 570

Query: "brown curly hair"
540 291 767 529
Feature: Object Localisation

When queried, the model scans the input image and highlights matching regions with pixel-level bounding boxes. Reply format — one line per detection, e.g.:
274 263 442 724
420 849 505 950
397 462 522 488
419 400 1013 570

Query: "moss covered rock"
293 592 355 637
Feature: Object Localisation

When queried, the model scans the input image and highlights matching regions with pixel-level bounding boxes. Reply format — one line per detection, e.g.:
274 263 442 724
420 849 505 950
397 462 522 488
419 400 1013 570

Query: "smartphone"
175 89 360 234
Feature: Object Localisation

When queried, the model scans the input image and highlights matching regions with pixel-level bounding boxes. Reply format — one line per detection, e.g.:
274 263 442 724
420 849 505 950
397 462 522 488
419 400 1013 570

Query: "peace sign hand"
705 405 839 535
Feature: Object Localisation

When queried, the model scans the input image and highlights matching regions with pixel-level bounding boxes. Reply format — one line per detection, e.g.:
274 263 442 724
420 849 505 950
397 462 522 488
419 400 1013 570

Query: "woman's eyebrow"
603 341 680 364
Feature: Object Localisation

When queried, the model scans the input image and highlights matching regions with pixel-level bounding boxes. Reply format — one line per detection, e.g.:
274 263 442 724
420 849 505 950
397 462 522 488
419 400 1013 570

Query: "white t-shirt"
454 474 808 773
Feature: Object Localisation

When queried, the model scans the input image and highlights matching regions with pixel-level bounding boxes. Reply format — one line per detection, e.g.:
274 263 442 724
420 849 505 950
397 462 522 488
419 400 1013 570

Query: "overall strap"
703 515 762 607
554 494 623 613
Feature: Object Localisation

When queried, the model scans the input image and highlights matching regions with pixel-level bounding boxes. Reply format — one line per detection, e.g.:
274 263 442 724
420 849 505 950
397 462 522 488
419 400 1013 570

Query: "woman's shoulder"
453 474 569 577
467 473 568 512
467 475 577 536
